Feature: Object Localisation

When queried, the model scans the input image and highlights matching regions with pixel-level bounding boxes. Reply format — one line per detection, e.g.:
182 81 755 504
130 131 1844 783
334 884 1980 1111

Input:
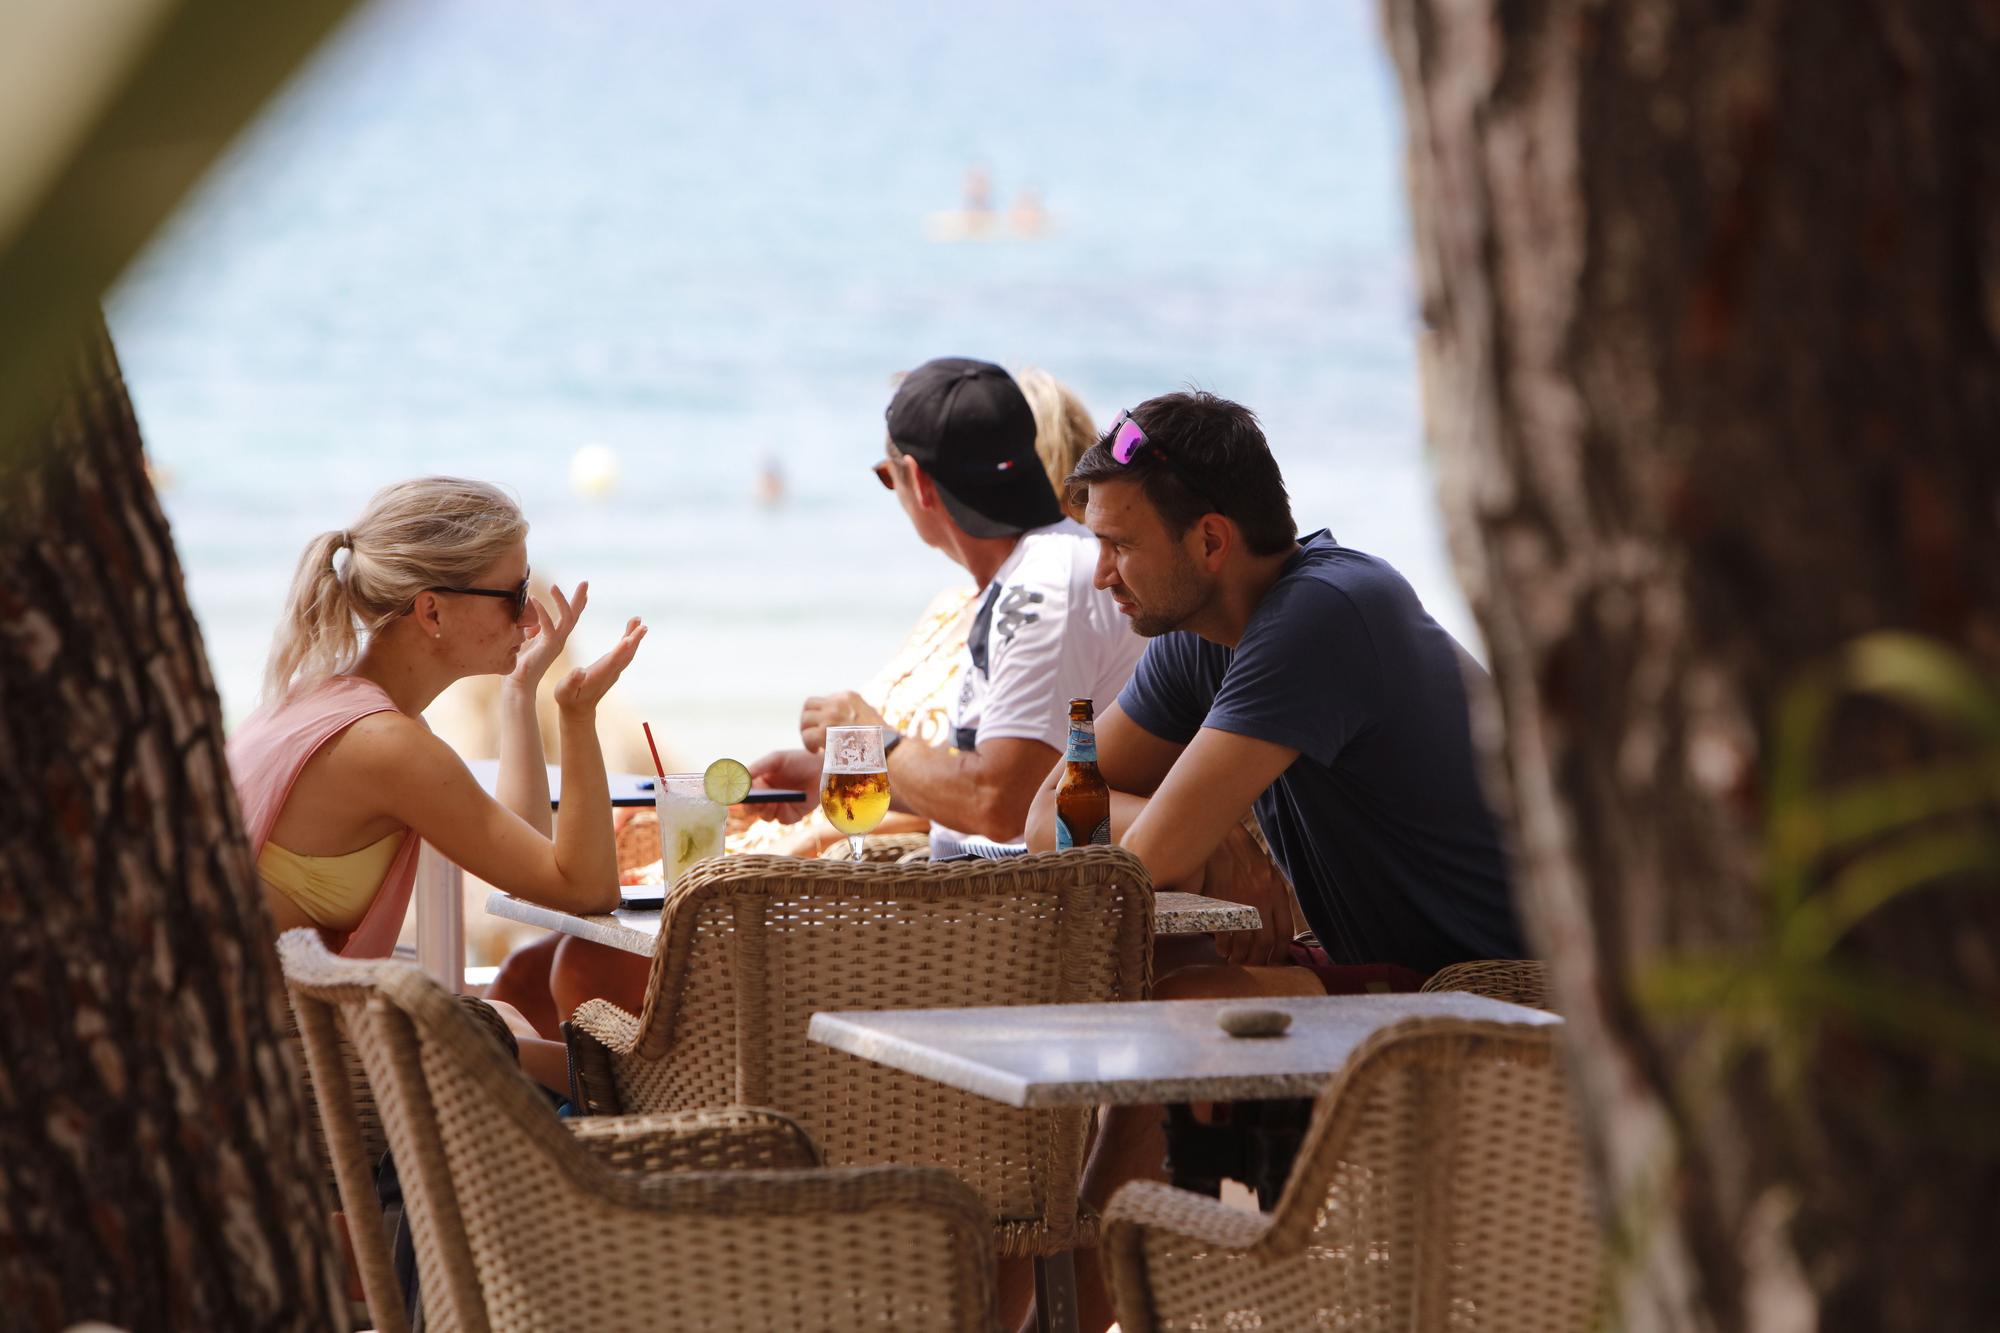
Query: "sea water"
107 0 1468 768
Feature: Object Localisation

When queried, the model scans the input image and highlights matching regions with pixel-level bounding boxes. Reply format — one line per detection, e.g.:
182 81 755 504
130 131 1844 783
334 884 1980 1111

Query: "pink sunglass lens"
1110 417 1146 463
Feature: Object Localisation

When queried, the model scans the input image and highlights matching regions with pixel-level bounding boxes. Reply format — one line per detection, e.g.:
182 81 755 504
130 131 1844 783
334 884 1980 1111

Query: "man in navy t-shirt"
1026 389 1523 982
1023 389 1524 1332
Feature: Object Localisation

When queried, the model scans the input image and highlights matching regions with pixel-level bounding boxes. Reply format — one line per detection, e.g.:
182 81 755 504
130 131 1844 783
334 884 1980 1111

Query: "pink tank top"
229 676 424 958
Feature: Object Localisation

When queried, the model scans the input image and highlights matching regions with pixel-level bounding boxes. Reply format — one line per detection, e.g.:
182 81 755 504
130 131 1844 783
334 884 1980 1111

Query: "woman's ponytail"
262 530 359 699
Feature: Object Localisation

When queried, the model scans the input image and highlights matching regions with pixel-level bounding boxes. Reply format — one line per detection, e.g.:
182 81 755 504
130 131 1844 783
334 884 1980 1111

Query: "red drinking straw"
641 721 667 783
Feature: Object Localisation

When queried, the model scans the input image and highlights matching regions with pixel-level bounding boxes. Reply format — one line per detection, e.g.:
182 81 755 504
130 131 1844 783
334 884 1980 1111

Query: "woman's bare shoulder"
324 708 450 771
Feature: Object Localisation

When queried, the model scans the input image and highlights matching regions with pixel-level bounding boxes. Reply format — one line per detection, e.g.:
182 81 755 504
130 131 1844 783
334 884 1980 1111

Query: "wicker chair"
280 928 1000 1332
1102 1017 1602 1333
566 848 1153 1264
1420 958 1552 1010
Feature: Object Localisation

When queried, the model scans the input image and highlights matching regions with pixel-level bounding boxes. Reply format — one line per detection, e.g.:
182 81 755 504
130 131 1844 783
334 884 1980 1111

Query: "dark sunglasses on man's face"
426 574 531 619
872 459 896 490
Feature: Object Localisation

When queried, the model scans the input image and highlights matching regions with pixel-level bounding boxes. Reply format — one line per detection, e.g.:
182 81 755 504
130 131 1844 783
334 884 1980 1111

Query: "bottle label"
1055 814 1111 849
1065 722 1096 764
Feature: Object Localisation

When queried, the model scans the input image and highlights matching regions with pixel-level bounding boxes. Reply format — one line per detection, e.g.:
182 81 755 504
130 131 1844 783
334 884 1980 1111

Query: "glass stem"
848 833 865 861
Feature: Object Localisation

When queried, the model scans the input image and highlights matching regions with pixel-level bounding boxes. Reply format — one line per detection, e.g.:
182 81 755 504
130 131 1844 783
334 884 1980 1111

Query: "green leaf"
1781 828 2000 958
1839 633 2000 744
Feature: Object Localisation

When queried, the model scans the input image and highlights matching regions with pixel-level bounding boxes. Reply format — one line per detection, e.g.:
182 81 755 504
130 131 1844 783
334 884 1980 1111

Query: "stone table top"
806 993 1561 1108
486 887 1258 954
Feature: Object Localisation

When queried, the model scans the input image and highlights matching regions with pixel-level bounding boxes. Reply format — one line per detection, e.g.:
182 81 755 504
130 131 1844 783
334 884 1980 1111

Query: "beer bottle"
1055 697 1112 849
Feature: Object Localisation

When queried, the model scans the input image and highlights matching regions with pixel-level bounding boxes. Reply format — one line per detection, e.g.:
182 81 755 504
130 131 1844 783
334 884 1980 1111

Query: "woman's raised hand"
553 616 647 714
509 581 588 689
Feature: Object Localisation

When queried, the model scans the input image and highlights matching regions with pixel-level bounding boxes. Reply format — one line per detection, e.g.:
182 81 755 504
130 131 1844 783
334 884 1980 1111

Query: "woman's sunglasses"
425 574 531 618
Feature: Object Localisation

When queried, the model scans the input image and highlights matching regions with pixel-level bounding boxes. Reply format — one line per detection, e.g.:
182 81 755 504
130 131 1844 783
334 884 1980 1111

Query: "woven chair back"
1245 1017 1601 1331
282 929 1002 1331
1419 958 1553 1010
283 1002 392 1331
285 1002 388 1206
589 848 1153 1254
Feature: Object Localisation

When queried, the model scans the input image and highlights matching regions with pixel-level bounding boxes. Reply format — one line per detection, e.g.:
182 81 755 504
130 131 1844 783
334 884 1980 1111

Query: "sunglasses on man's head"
1107 410 1149 464
426 574 531 618
1102 409 1227 517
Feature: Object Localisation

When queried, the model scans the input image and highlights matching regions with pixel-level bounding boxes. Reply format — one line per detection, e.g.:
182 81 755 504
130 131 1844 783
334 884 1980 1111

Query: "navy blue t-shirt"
1118 531 1523 973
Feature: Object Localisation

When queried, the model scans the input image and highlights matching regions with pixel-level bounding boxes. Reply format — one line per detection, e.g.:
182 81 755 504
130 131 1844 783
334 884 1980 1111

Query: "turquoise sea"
108 0 1463 767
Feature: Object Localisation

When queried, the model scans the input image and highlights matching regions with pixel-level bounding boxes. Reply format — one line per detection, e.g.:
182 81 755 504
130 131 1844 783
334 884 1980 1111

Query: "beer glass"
821 726 890 861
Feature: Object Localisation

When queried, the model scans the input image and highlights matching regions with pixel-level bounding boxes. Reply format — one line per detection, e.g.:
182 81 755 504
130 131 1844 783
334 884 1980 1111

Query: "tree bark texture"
1383 2 2000 1330
0 318 342 1329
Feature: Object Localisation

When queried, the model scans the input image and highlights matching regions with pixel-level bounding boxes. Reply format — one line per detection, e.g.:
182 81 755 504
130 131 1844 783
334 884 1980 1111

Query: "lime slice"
703 757 752 805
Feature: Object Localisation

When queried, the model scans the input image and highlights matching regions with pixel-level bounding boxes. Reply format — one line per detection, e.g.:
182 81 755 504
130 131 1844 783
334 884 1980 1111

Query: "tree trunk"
1382 2 2000 1329
0 317 342 1329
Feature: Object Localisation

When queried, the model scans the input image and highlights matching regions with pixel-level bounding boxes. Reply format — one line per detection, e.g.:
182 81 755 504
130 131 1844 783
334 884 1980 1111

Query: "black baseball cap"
885 357 1065 538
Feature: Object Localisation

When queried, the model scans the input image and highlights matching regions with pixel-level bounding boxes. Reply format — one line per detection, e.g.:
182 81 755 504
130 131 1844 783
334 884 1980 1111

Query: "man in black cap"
752 357 1144 857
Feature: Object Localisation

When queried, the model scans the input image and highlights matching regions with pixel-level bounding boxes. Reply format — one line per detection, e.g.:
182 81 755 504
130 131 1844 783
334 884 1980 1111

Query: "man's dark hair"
1065 391 1296 556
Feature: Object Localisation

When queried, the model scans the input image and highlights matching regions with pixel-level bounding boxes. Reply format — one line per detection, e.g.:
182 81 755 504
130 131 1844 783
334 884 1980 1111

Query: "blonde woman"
1015 365 1097 522
230 476 644 1087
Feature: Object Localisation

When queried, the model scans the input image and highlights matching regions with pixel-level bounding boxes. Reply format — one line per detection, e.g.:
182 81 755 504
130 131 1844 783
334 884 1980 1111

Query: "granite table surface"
806 993 1562 1109
487 887 1258 953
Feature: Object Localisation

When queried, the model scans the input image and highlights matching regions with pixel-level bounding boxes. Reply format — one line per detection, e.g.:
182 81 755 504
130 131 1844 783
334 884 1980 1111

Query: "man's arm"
1025 710 1299 963
885 734 1059 842
793 687 1054 836
1123 726 1298 890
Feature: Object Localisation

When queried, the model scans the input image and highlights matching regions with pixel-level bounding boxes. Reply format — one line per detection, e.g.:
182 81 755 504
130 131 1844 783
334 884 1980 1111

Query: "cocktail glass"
656 773 726 887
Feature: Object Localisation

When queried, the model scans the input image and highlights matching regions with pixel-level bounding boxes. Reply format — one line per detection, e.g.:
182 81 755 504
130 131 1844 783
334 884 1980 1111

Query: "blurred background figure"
1008 184 1048 237
927 162 999 241
754 453 786 507
962 163 994 217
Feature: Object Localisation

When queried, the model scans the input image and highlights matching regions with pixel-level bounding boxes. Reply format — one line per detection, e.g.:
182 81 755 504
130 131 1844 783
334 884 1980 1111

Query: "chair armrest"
1103 1181 1273 1254
1101 1182 1278 1333
567 999 641 1052
563 1001 641 1114
567 1107 821 1174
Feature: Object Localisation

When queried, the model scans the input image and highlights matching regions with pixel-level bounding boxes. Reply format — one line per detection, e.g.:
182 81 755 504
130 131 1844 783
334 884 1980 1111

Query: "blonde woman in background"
1017 365 1096 521
229 475 645 1089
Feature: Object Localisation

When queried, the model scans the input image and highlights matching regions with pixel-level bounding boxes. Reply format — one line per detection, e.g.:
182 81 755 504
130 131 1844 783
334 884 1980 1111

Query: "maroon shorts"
1286 939 1429 995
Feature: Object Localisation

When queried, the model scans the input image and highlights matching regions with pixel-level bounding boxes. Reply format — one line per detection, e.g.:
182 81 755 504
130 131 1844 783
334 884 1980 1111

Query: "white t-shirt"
930 519 1147 856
